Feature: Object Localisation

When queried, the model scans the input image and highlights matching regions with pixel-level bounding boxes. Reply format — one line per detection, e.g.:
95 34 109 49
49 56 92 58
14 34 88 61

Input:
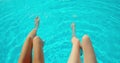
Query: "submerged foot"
71 23 75 37
34 16 40 30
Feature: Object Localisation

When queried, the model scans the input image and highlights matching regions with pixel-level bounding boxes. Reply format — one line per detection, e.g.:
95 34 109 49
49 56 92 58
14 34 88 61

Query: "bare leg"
81 35 97 63
18 16 40 63
18 29 36 63
68 36 81 63
33 36 44 63
68 23 81 63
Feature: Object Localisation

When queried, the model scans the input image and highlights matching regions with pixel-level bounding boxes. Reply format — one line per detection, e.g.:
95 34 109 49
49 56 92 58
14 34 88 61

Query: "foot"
34 16 40 30
71 23 75 37
71 23 75 28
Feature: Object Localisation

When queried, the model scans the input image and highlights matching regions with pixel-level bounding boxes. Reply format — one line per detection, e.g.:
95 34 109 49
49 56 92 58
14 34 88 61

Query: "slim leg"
18 29 36 63
68 36 81 63
18 16 40 63
82 35 97 63
33 36 44 63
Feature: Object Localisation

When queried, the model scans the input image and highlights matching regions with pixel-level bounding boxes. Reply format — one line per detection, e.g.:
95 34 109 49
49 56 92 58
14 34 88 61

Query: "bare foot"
34 16 40 30
71 23 75 37
71 23 75 28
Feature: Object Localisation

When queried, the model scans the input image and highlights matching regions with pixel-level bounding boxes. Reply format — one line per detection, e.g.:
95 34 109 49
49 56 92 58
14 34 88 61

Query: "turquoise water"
0 0 120 63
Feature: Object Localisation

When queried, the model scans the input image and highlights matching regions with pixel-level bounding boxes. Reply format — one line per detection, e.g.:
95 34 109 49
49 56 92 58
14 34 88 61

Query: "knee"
33 36 43 47
82 34 91 45
33 36 41 42
82 34 90 40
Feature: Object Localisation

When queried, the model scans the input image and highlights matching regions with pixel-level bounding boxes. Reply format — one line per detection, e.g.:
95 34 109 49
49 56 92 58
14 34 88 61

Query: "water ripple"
1 0 120 63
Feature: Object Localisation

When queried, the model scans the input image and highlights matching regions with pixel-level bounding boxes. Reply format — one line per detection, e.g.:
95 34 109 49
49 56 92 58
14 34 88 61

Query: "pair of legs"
18 17 44 63
67 35 97 63
18 17 96 63
68 23 97 63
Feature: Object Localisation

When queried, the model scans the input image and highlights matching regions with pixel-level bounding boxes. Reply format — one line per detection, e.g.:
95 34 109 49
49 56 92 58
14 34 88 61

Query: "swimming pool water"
0 0 120 63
